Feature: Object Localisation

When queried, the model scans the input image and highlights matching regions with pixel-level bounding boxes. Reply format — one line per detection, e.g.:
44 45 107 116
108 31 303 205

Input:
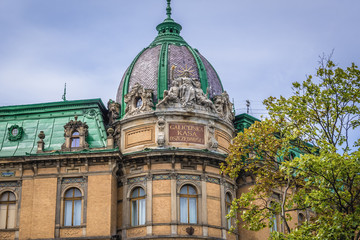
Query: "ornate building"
0 1 300 240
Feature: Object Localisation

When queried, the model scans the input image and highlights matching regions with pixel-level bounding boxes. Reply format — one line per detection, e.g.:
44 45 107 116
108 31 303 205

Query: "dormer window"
71 131 80 148
61 116 89 151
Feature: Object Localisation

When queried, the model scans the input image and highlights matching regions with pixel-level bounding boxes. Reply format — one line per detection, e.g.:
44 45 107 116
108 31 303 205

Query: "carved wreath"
8 124 24 141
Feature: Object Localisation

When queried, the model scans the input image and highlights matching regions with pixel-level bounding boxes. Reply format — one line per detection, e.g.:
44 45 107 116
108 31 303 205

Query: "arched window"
269 201 278 232
64 188 82 226
71 131 80 148
226 193 232 229
131 187 145 226
0 191 16 229
180 185 197 224
298 213 305 226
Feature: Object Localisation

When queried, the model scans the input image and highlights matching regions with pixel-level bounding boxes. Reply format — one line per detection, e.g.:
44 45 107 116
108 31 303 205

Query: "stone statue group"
110 68 234 123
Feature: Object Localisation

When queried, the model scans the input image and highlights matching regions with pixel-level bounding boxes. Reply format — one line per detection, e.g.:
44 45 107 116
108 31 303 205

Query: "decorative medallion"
8 124 23 141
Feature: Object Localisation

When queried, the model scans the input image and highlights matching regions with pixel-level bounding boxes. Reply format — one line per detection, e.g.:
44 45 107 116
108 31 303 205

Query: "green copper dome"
116 0 224 117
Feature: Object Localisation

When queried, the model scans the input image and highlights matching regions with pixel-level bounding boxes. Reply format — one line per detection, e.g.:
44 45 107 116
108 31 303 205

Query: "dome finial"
166 0 172 19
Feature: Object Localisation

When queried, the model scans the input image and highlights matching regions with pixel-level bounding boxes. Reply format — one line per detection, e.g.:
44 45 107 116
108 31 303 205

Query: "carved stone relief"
107 99 120 124
156 69 234 124
213 91 235 122
207 120 218 151
157 72 216 113
157 116 166 147
124 83 154 118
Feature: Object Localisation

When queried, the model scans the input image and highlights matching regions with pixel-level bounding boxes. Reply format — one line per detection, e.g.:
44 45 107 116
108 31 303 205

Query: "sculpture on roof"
157 68 217 114
213 91 235 122
107 99 120 124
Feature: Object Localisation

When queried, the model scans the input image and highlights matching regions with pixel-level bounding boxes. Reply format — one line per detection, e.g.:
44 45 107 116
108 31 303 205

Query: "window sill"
59 225 86 229
0 228 18 232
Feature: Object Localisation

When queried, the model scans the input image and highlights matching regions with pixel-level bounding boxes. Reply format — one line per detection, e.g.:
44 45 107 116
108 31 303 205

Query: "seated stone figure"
156 80 180 107
193 80 216 113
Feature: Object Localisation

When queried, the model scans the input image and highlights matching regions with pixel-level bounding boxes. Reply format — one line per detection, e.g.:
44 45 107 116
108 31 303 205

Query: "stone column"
122 178 128 240
201 174 208 237
220 178 226 239
54 177 62 238
146 174 153 236
170 172 177 235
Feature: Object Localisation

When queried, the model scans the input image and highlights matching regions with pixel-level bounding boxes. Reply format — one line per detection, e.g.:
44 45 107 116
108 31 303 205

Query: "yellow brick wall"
19 178 57 239
19 179 34 239
207 199 221 226
152 196 171 223
153 180 171 195
86 174 113 237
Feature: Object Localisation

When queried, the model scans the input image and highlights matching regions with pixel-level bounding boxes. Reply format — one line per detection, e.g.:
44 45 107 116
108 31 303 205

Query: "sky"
0 0 359 119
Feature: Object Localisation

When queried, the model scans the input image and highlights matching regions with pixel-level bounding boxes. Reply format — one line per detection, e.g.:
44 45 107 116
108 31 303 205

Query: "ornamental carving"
61 116 89 151
207 120 218 151
157 71 216 113
107 99 120 124
213 91 235 122
124 83 154 118
157 116 166 147
8 124 23 141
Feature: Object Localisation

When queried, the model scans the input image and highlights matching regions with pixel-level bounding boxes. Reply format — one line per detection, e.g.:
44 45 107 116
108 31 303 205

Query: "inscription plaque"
169 123 205 144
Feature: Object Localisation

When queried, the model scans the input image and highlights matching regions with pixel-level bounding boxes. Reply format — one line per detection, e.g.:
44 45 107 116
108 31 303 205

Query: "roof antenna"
166 0 172 19
62 83 67 101
246 100 250 114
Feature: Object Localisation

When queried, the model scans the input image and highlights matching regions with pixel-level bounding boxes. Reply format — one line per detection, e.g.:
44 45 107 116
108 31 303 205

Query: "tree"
221 56 360 239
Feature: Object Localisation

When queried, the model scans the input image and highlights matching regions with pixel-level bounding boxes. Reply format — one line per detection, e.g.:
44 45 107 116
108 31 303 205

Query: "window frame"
130 187 146 226
225 192 232 229
179 185 198 224
70 131 80 148
63 187 82 227
0 191 16 229
269 201 278 232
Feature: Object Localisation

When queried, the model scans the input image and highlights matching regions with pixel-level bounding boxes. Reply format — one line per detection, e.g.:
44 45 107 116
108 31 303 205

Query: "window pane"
71 138 80 148
7 203 16 228
0 192 8 201
74 200 81 226
189 197 197 224
65 189 73 198
12 129 18 136
180 186 187 194
226 193 231 202
8 192 15 201
132 189 138 198
139 198 146 225
139 188 145 197
74 189 81 198
72 132 79 136
64 200 73 226
188 186 196 195
271 214 277 232
131 200 138 226
0 204 6 229
180 197 188 223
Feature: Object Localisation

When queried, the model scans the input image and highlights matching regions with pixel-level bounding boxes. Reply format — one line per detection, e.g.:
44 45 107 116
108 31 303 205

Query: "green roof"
0 99 108 158
234 113 261 132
